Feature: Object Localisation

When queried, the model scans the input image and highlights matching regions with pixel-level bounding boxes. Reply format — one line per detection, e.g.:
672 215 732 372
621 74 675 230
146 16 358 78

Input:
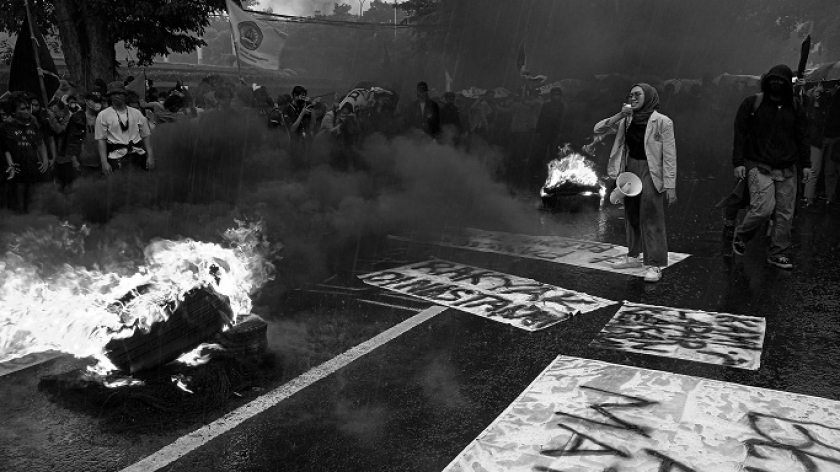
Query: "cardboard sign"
359 260 615 331
591 302 766 370
390 228 690 278
444 356 840 472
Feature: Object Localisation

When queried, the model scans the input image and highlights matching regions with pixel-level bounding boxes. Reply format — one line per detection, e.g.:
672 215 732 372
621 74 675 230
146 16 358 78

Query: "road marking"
0 351 64 378
356 299 424 311
120 305 447 472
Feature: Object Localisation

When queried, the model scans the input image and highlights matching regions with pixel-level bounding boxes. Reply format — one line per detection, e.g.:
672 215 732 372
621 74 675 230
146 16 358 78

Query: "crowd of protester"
1 70 839 262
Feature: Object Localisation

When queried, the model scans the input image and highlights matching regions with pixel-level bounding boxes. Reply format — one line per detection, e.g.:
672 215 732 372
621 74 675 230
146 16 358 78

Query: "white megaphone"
609 172 643 204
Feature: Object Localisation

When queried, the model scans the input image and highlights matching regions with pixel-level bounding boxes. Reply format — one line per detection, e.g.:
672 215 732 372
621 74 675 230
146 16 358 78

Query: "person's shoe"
732 235 746 256
609 256 643 269
722 225 735 241
767 255 793 270
643 266 662 283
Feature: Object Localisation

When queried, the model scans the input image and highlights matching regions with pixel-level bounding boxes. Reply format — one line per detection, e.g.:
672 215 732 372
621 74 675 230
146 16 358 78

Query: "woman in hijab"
593 83 677 283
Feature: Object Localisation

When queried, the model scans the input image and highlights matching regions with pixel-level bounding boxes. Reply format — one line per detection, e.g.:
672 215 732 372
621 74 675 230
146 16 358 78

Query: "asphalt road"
2 170 840 472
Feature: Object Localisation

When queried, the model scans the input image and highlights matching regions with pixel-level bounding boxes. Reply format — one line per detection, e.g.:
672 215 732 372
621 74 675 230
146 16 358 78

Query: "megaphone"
609 172 643 204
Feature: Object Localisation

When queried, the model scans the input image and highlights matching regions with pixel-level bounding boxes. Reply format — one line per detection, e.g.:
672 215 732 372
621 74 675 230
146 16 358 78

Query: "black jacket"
406 99 441 136
733 64 810 170
439 103 464 134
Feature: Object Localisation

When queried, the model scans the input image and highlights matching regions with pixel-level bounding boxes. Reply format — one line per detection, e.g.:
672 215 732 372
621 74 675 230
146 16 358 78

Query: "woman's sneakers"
767 255 793 270
644 266 662 283
610 256 643 269
732 235 746 256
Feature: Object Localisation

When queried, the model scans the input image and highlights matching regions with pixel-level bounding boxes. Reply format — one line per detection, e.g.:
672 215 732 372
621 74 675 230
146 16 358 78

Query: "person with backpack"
731 64 812 269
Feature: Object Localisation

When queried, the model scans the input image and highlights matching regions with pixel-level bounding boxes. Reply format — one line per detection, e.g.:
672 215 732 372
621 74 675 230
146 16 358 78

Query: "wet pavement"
2 170 840 472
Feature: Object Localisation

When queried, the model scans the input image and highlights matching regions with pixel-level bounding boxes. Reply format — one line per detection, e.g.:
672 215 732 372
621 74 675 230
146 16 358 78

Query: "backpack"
749 92 803 117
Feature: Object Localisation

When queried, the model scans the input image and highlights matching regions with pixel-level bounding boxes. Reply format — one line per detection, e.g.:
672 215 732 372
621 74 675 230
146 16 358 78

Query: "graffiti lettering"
744 412 840 472
359 260 614 331
556 386 657 438
643 449 696 472
591 302 765 370
542 423 631 458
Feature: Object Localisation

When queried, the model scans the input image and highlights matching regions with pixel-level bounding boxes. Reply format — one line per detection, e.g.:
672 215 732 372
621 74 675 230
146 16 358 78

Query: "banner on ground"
390 228 690 278
591 302 766 370
226 0 288 70
443 356 840 472
359 260 615 331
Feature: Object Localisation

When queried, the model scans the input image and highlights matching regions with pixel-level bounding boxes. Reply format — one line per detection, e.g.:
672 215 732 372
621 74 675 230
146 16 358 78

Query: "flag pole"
23 0 49 107
226 8 244 82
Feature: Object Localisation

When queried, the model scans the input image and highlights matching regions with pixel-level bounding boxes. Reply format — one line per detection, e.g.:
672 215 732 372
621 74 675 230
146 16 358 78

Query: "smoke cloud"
1 108 551 306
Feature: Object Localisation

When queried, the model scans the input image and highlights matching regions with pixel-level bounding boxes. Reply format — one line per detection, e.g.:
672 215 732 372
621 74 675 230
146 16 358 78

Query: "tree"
0 0 232 91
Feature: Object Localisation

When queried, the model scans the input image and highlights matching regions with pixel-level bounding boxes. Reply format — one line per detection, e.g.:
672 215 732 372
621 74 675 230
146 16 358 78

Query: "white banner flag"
226 0 288 70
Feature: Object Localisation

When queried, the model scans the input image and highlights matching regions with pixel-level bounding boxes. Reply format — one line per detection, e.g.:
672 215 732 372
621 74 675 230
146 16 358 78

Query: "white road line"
120 305 447 472
356 299 423 311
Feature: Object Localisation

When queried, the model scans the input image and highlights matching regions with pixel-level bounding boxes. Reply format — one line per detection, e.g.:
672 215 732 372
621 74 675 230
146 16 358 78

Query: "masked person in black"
731 64 811 269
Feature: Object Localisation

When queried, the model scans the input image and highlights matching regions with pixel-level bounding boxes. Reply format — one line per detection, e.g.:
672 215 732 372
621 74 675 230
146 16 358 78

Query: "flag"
126 71 146 100
445 70 453 92
226 0 288 70
516 42 547 83
8 16 60 103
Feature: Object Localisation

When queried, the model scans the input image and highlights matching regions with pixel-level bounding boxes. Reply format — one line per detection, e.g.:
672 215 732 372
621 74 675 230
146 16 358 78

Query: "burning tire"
211 314 269 359
104 287 233 374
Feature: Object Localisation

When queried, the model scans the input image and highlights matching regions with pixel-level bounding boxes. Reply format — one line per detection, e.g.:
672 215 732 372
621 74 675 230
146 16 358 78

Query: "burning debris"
540 145 605 209
1 219 279 384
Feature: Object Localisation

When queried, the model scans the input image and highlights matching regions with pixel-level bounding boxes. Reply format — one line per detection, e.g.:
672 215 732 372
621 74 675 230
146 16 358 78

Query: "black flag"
8 16 60 103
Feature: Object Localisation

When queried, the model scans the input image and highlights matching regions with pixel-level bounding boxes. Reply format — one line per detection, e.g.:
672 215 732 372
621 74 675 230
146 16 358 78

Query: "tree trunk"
53 0 116 91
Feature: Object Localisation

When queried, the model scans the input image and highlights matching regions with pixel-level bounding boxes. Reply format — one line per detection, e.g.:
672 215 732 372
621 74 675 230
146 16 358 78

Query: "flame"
0 220 278 374
542 153 601 191
171 374 194 394
174 343 224 367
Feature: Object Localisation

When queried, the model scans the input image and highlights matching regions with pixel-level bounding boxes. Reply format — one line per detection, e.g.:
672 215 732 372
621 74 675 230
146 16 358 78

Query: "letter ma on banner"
358 260 616 331
443 356 840 472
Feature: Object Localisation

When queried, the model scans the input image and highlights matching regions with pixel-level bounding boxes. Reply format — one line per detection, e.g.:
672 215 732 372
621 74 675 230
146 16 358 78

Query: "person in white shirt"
95 81 154 175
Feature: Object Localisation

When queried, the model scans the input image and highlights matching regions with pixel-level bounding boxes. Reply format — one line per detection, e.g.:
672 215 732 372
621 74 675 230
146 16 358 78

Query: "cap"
106 81 127 96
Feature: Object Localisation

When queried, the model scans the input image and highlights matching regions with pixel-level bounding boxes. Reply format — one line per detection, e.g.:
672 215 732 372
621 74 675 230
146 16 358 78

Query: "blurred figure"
530 87 566 180
804 82 840 212
406 81 440 137
731 65 811 269
509 90 542 186
470 89 494 138
1 92 50 213
78 91 104 177
321 104 361 171
439 91 465 146
30 96 59 166
53 93 85 193
594 83 677 283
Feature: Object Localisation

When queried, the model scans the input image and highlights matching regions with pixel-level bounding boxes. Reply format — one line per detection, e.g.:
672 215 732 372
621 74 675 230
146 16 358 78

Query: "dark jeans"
735 166 796 257
624 158 669 267
54 161 77 192
4 182 35 213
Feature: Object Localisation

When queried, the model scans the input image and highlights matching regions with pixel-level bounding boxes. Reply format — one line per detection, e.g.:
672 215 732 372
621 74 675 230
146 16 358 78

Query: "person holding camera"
283 85 315 164
593 83 677 283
